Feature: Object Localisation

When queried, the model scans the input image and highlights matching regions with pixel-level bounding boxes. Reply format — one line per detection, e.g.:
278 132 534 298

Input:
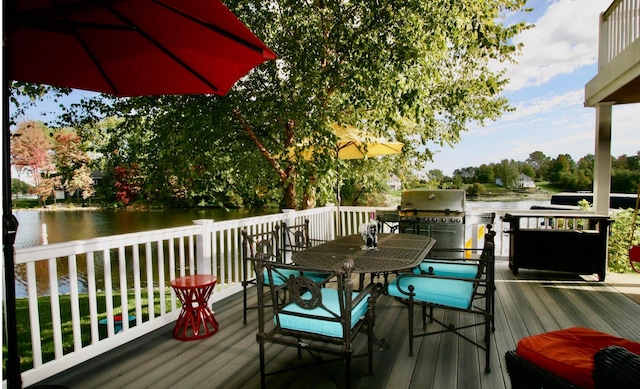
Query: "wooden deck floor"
31 260 640 389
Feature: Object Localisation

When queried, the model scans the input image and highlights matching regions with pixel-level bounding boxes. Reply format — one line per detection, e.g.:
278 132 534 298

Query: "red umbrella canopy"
6 0 277 97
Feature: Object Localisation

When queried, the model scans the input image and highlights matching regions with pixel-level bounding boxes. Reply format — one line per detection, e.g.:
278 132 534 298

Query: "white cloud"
502 0 611 91
503 89 584 121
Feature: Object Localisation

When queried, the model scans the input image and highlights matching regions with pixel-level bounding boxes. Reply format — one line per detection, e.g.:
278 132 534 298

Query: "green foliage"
609 208 639 273
12 1 533 209
11 178 32 196
467 182 486 196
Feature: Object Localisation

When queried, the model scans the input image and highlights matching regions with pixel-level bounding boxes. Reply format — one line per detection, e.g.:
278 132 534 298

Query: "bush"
466 182 486 196
608 208 639 273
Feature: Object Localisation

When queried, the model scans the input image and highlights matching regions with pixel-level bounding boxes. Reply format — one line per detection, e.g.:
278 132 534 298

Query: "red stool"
170 274 219 340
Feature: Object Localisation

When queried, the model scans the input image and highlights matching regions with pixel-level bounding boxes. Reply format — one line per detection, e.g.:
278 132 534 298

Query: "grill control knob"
441 217 447 222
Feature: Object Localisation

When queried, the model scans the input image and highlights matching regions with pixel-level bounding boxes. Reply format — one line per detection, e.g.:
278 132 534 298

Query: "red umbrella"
3 1 275 387
6 0 276 96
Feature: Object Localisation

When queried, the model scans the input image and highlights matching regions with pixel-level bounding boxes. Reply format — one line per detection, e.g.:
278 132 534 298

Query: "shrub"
608 208 639 273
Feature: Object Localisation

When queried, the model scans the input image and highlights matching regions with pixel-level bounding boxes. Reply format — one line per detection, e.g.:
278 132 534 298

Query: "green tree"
453 167 477 184
77 0 529 209
495 159 519 189
519 163 536 180
475 164 495 184
546 154 576 187
467 182 486 196
526 151 549 180
11 178 32 197
22 1 530 209
575 154 594 191
229 0 530 208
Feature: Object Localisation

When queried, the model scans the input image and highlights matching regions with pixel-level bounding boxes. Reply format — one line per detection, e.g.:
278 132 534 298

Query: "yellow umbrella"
331 123 405 159
299 123 404 235
295 123 404 160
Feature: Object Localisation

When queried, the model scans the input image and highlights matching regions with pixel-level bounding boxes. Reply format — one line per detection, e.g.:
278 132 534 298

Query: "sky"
13 0 638 177
426 0 638 176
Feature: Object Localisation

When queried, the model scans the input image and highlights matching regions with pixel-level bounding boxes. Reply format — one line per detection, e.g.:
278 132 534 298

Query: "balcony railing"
600 0 640 65
4 204 522 386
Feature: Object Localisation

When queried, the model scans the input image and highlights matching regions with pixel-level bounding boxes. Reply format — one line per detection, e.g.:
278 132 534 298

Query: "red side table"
170 274 219 340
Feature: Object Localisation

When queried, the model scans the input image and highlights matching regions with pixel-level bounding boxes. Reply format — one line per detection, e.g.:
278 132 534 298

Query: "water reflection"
14 208 276 248
13 208 278 298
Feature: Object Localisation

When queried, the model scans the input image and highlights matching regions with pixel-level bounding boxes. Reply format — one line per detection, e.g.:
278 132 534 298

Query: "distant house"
496 173 535 188
516 173 536 188
387 174 402 191
91 170 104 187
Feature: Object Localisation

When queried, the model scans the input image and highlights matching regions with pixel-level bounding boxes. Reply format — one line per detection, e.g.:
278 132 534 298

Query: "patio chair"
280 218 328 261
387 236 495 373
255 258 379 389
413 225 497 330
242 227 329 325
241 227 282 325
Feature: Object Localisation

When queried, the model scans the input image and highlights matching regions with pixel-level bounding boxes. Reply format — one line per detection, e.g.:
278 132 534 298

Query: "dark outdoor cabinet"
504 212 613 281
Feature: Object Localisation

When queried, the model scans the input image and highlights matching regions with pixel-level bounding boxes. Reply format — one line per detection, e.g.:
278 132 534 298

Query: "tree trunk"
233 110 300 210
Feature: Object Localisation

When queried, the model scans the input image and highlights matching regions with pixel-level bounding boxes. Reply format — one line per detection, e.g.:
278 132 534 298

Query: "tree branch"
232 109 287 183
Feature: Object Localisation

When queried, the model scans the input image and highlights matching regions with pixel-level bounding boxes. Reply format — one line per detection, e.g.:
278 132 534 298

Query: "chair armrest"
594 345 640 389
392 272 482 296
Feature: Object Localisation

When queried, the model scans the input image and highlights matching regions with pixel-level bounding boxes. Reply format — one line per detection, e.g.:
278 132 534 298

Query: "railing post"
193 219 214 274
327 203 337 240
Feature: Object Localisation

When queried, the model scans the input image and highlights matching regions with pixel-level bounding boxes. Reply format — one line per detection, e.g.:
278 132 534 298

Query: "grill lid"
400 189 466 213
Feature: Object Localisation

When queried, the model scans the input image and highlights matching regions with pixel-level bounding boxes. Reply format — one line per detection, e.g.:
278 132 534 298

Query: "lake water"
13 208 280 248
13 198 553 248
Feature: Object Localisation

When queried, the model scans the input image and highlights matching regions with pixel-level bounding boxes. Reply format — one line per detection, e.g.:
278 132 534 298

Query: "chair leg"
259 339 266 388
242 281 248 325
408 298 414 357
485 311 491 373
367 316 373 375
345 355 352 389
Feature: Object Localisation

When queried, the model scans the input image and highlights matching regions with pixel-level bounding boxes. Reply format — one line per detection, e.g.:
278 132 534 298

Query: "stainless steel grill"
377 189 467 258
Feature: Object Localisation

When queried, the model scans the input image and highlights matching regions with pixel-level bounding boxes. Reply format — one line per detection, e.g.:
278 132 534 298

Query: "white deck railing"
4 204 508 387
600 0 640 65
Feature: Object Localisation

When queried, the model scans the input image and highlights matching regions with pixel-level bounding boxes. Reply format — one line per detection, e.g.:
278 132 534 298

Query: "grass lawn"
3 290 173 375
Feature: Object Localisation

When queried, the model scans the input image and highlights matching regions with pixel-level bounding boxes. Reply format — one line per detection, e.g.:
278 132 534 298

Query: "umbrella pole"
3 34 23 389
336 176 341 237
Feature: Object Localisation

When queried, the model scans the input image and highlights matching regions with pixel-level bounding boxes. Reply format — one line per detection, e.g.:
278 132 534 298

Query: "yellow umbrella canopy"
296 123 404 160
331 123 404 159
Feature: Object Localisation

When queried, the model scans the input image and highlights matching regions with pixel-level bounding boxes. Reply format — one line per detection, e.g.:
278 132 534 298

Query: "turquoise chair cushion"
388 276 474 310
413 261 478 279
277 288 370 338
264 269 328 285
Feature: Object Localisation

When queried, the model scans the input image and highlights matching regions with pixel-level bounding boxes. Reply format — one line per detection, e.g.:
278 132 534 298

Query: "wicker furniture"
505 327 640 389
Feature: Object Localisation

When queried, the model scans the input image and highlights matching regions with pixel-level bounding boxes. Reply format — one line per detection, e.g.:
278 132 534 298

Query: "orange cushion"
516 327 640 389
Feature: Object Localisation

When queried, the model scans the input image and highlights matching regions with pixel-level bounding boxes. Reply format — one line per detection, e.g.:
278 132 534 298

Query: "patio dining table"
292 233 436 273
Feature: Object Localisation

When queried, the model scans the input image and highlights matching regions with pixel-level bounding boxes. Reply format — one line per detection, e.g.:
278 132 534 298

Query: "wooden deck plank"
30 261 640 389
